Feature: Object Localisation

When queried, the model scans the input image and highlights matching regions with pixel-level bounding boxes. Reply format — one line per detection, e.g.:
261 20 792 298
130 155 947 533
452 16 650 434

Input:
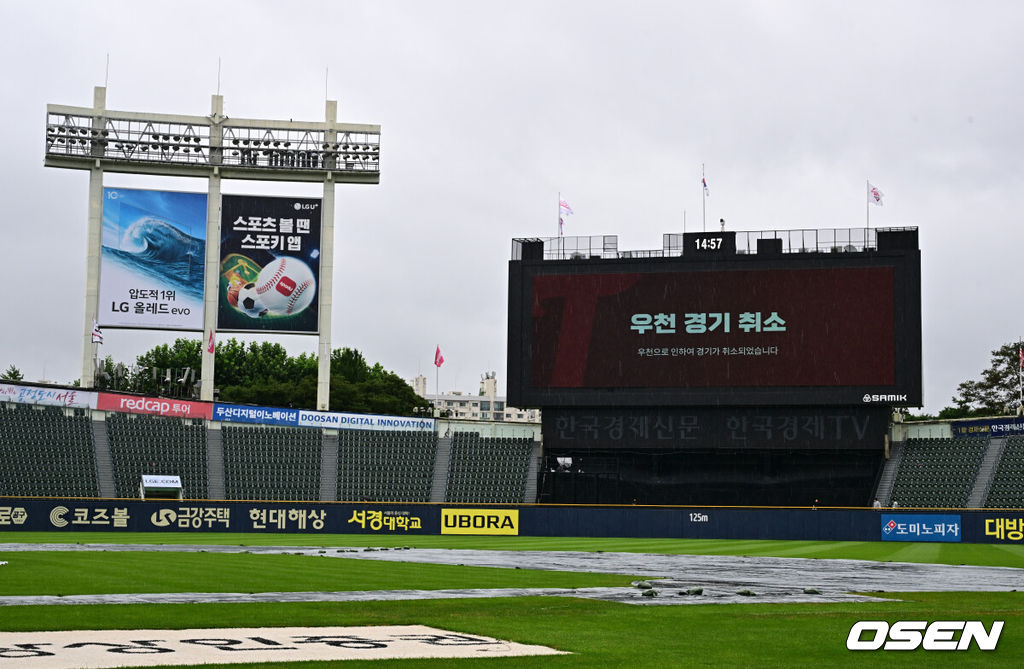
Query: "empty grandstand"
337 429 437 502
107 412 209 499
986 436 1024 508
0 402 98 497
222 425 322 501
445 433 532 504
4 378 1024 510
888 437 988 508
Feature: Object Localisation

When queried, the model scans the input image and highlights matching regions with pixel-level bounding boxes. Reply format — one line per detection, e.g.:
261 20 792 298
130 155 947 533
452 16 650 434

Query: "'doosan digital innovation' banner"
99 188 207 330
218 194 322 333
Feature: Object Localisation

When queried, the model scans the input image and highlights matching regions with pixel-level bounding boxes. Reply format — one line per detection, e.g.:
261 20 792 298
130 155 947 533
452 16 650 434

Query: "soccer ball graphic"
236 282 268 318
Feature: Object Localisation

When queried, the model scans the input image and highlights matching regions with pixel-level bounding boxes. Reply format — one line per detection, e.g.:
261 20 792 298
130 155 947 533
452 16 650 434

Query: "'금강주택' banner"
99 188 208 330
218 194 322 334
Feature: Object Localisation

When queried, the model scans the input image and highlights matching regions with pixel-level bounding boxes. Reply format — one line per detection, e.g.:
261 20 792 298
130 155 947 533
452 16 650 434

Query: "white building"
413 372 540 424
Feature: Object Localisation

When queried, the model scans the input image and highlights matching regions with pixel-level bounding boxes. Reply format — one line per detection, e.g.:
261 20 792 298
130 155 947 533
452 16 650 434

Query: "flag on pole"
702 176 710 197
558 197 573 235
434 346 445 368
868 182 884 206
207 329 216 354
1018 345 1022 371
91 318 103 344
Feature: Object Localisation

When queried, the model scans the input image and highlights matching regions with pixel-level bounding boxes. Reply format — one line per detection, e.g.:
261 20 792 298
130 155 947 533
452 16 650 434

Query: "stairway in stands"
320 431 339 502
90 418 116 498
206 426 225 500
430 435 453 503
874 440 904 506
523 440 542 503
967 437 1006 508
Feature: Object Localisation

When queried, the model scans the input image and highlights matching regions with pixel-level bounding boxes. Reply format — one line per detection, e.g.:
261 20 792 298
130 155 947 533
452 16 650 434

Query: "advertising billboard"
217 194 322 333
508 240 921 408
99 188 207 330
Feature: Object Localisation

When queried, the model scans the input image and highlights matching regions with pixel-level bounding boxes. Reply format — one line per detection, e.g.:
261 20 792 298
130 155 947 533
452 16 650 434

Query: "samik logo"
847 621 1003 651
863 393 908 403
441 509 519 535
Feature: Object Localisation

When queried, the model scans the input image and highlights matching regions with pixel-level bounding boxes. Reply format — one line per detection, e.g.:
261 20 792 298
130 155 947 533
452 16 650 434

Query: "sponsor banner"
212 403 300 426
97 393 213 419
982 516 1024 542
951 417 1024 438
0 626 567 667
142 475 182 489
1 500 1015 543
441 509 519 535
3 500 437 534
545 407 889 450
99 187 207 330
218 194 322 334
346 508 427 533
297 409 435 432
0 383 96 409
881 514 961 542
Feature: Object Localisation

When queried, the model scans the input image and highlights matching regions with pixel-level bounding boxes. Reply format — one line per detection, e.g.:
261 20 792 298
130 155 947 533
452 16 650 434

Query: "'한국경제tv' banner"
218 194 322 333
99 188 208 330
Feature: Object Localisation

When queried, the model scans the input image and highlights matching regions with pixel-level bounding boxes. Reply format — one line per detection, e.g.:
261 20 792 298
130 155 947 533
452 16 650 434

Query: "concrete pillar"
317 100 338 411
80 86 105 387
200 94 224 402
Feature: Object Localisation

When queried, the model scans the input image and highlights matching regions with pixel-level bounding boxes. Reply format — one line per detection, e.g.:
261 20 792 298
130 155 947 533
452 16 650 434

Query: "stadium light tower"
45 86 380 409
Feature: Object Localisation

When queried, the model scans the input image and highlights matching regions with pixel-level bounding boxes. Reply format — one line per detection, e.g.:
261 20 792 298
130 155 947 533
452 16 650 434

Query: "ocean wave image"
102 217 205 300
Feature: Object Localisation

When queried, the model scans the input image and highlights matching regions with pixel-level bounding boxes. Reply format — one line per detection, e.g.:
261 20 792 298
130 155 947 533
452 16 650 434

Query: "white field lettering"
846 620 1003 651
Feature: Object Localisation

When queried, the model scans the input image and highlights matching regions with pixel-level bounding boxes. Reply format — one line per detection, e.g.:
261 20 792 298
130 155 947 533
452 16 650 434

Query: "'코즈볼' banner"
99 188 207 330
218 194 322 333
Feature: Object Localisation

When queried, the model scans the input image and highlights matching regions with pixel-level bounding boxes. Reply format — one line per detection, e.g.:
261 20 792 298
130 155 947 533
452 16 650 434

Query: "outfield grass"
1 534 1021 667
4 531 1024 568
0 550 633 596
0 594 1021 668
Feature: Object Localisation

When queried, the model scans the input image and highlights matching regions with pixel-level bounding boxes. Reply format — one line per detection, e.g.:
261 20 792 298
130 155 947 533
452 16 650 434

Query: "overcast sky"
2 1 1022 414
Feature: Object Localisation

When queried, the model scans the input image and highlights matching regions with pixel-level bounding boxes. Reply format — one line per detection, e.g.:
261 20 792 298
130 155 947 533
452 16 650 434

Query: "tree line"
2 338 428 416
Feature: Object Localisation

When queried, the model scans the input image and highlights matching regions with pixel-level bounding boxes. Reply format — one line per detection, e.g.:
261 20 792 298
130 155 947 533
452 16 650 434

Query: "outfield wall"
1 498 1021 545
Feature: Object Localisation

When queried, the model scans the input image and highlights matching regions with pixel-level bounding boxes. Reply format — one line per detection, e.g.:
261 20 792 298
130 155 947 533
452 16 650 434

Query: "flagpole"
702 164 707 232
557 191 562 260
866 179 870 230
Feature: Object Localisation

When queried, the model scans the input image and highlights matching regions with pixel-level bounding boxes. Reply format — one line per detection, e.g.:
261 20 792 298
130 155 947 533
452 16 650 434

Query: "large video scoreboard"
507 230 921 408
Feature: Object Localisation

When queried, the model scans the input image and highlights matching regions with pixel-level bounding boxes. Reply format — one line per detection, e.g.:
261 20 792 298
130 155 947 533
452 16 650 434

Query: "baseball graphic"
254 256 317 316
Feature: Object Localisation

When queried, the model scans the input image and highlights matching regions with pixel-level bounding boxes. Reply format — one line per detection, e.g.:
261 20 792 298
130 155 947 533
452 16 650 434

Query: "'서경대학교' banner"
217 194 322 334
98 188 208 330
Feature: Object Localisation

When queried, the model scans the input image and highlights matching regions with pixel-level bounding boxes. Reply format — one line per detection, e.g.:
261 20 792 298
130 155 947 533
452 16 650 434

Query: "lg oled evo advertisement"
508 239 921 408
99 187 207 330
218 194 322 333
